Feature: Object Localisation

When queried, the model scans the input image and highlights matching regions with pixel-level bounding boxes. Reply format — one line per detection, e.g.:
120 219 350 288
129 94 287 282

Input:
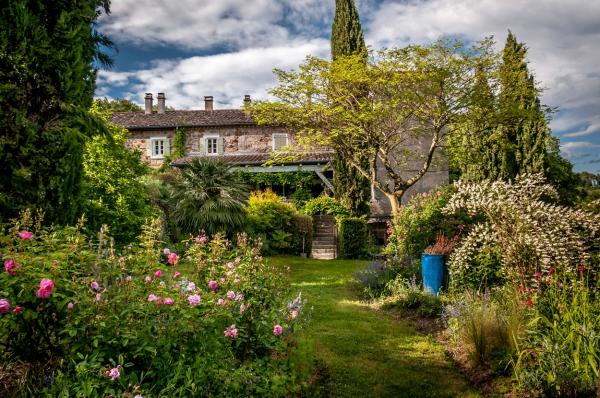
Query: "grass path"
268 256 480 398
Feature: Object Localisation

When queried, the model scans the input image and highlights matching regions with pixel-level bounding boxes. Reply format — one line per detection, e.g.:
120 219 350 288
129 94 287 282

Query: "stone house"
111 92 449 256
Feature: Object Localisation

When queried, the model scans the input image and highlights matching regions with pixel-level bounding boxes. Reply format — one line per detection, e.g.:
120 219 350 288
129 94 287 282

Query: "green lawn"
267 256 480 398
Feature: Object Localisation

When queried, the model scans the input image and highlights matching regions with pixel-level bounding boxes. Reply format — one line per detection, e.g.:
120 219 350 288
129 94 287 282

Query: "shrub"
0 211 306 397
382 276 443 318
300 195 350 219
246 190 297 254
385 185 474 260
291 214 312 255
444 174 600 292
338 217 370 259
514 278 600 397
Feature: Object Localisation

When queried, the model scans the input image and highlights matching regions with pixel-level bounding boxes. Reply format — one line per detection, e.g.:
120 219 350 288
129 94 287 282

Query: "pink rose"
36 278 55 298
239 303 247 313
163 297 175 305
144 276 152 282
67 302 75 310
273 324 283 337
208 280 218 291
226 291 236 300
91 281 100 290
217 298 225 306
14 306 23 313
187 294 201 306
174 271 181 278
18 231 33 240
167 252 179 265
226 262 234 269
95 293 102 302
154 270 162 278
4 259 19 275
224 324 238 338
0 299 10 314
147 294 159 302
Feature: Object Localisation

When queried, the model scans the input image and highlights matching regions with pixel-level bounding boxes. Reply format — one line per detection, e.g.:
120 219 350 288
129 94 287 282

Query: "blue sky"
96 0 600 173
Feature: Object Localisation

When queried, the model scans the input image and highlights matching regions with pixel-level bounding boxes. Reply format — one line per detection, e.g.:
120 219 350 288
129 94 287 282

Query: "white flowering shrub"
444 174 600 291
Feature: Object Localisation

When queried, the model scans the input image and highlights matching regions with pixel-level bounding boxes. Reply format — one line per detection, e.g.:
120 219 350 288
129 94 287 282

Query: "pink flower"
91 281 100 290
526 297 534 307
226 262 234 269
195 235 208 244
14 306 23 313
36 278 55 298
290 310 298 319
226 291 236 300
0 299 10 314
208 280 218 291
95 293 101 302
106 365 122 380
163 297 175 305
174 271 181 278
126 275 132 282
273 324 283 336
216 298 225 306
154 270 162 278
234 293 244 301
579 264 586 274
67 302 75 310
234 258 241 264
167 252 179 265
163 248 171 255
534 272 542 280
233 277 240 284
239 303 247 313
187 294 201 306
4 259 19 275
186 282 196 291
148 294 159 302
220 277 226 283
224 324 238 338
18 231 33 240
144 276 152 282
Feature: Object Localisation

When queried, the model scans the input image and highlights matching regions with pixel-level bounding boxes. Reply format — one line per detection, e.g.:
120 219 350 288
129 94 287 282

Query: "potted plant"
422 233 459 295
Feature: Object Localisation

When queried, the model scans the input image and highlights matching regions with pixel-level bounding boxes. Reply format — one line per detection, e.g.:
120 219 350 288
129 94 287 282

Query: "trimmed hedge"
338 217 370 259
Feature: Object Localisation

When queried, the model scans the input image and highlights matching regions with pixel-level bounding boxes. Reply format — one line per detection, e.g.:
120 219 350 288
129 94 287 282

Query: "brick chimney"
204 96 214 111
243 94 251 107
144 93 153 114
157 92 166 114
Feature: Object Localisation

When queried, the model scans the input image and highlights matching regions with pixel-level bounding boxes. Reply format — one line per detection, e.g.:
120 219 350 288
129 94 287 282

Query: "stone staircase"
311 214 337 260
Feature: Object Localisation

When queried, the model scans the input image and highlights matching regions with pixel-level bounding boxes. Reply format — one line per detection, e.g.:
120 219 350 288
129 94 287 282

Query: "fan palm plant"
171 158 249 236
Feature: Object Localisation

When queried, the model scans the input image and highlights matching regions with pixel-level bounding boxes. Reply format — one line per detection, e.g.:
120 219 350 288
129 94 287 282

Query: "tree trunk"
385 192 402 219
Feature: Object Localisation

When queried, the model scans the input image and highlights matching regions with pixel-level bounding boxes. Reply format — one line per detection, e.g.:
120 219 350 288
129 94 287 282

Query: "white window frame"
150 136 169 159
272 133 288 151
205 134 219 156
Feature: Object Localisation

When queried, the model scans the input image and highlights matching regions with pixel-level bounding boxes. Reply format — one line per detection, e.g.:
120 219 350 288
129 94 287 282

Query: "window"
272 133 288 151
149 137 169 159
206 137 218 155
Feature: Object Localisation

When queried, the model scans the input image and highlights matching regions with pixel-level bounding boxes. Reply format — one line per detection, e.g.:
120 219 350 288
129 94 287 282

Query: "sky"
95 0 600 173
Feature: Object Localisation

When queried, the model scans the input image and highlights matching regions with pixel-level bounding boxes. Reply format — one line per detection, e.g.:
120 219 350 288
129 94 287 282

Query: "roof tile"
111 109 254 129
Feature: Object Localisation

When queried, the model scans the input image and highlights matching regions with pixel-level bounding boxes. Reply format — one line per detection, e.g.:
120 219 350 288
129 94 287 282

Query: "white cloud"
560 141 600 159
365 0 600 159
96 39 330 109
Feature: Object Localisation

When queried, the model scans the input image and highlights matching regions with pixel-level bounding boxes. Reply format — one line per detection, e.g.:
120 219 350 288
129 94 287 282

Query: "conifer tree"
330 0 371 216
0 0 111 223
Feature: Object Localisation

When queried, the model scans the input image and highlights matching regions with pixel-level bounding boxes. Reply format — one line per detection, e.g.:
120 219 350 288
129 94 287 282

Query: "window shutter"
197 137 204 154
163 138 171 156
146 139 153 157
203 137 208 154
217 137 224 155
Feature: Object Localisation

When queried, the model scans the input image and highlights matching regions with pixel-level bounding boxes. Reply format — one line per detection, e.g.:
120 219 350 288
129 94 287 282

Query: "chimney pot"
144 93 153 114
204 96 214 111
243 94 251 107
157 92 166 114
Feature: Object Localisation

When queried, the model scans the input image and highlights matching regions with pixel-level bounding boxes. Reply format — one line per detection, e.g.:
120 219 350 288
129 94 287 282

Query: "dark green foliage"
170 158 249 236
544 136 582 205
94 97 142 112
331 0 371 216
291 214 313 254
331 0 367 60
338 217 370 259
238 171 314 207
0 0 112 224
301 195 350 219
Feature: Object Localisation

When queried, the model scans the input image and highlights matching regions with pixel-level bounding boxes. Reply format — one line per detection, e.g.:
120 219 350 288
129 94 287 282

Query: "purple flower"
226 291 236 300
195 235 208 244
91 281 100 290
187 294 201 306
208 280 218 291
226 262 234 269
186 282 196 292
105 365 122 380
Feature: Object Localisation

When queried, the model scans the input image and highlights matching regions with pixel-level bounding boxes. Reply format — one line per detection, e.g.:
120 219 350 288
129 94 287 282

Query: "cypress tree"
497 31 547 179
0 0 111 223
331 0 371 216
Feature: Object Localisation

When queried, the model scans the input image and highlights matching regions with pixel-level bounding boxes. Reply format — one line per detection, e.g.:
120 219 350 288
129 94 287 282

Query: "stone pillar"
157 93 166 114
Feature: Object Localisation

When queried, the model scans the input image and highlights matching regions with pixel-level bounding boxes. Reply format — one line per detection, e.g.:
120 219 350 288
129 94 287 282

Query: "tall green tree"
330 0 371 216
0 0 111 224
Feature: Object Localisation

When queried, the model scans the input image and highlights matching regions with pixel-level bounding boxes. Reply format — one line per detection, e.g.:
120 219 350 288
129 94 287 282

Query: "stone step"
313 239 335 244
312 252 336 260
311 248 336 254
312 244 336 249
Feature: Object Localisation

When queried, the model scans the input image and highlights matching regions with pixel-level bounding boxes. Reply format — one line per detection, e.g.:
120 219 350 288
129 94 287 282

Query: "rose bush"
0 210 306 397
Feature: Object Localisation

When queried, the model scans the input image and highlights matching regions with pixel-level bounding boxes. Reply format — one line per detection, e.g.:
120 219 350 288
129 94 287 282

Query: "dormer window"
149 137 170 159
272 133 288 151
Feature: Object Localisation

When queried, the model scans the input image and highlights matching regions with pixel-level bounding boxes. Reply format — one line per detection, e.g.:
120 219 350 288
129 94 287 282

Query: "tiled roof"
171 151 335 167
111 109 255 129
